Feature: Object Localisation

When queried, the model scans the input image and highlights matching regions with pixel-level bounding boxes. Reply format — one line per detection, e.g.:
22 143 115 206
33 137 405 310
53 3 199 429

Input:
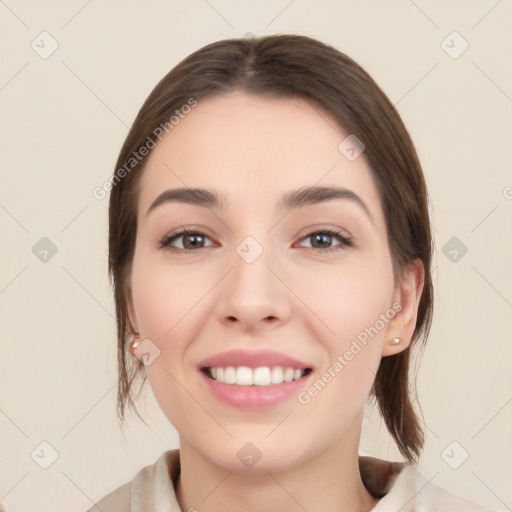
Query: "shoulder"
371 460 495 511
87 449 180 512
86 481 130 512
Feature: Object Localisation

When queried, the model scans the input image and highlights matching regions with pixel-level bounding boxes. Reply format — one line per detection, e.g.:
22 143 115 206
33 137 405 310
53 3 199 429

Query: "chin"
193 433 311 474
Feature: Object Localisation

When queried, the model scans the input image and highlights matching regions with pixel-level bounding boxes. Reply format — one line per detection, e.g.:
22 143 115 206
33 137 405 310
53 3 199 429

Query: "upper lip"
198 349 313 370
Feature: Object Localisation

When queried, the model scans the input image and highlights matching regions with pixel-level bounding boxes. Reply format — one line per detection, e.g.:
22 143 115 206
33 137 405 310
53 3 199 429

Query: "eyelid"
294 223 353 243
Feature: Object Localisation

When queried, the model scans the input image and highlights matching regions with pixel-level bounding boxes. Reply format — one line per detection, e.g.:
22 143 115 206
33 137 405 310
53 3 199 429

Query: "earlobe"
382 259 425 357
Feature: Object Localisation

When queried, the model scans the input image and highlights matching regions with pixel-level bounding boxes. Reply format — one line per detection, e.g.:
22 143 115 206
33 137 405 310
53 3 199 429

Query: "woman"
90 34 493 511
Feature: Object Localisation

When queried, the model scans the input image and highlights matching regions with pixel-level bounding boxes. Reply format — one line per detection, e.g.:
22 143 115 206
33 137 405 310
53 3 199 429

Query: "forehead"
137 92 383 219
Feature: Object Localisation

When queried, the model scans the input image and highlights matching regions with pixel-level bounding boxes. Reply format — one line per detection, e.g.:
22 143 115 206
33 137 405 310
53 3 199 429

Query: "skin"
127 91 424 512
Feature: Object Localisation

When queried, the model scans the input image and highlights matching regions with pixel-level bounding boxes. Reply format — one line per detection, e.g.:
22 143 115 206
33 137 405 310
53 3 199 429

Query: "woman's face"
128 91 419 471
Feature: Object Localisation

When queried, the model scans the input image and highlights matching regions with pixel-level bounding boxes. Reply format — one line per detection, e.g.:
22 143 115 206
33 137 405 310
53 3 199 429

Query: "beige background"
1 1 511 511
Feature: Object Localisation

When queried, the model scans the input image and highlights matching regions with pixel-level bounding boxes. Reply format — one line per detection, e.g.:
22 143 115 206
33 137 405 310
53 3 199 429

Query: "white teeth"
224 366 236 384
253 367 271 386
236 366 253 385
271 367 284 384
283 368 294 382
207 366 307 386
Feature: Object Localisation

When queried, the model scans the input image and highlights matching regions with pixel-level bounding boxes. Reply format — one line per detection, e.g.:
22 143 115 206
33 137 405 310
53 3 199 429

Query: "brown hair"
109 34 433 462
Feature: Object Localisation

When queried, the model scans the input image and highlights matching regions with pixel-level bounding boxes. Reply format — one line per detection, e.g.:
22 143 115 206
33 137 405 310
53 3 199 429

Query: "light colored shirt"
87 449 494 511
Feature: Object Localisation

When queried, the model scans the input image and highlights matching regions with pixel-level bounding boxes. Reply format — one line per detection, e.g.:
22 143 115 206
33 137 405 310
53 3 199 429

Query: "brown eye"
298 229 353 251
160 229 214 251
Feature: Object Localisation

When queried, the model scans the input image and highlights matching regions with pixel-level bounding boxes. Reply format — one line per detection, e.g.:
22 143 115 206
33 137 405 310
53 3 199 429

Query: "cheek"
295 257 395 345
130 251 205 340
129 252 209 428
293 259 394 401
286 258 394 396
129 248 219 391
293 267 393 430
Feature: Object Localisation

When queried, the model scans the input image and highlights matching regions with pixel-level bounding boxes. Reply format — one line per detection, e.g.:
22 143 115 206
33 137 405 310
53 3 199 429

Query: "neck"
175 418 379 512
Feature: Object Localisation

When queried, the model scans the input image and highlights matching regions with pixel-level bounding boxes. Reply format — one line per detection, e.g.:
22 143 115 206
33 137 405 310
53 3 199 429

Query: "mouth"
201 366 313 386
197 349 315 408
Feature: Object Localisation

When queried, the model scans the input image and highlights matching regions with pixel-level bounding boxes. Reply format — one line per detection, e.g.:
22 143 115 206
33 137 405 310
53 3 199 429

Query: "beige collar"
91 449 490 512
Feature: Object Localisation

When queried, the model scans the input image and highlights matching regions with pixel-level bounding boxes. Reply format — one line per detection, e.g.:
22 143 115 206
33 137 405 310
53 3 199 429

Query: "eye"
159 227 353 253
159 229 215 251
297 228 353 252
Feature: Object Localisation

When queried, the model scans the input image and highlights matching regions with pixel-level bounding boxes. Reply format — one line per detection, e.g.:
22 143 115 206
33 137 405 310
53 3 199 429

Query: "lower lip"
199 370 312 409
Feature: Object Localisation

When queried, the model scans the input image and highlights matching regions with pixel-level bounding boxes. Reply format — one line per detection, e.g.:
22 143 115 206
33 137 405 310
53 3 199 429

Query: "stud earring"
129 334 142 360
391 337 401 345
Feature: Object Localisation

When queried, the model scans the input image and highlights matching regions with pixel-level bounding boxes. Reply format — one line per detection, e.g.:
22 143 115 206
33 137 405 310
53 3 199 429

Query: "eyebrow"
146 185 373 223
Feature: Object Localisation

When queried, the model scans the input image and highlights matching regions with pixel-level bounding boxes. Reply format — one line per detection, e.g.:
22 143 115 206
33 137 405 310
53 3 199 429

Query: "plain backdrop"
1 1 511 511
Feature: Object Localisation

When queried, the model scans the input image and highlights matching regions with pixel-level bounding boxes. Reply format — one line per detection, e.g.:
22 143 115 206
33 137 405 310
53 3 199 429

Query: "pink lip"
199 369 313 409
197 349 312 370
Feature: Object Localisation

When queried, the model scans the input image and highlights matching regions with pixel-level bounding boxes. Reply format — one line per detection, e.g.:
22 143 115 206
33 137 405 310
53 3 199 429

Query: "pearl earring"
392 337 401 345
129 334 141 359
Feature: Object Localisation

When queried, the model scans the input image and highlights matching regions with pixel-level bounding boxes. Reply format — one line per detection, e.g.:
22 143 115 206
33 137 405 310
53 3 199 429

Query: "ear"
382 258 425 357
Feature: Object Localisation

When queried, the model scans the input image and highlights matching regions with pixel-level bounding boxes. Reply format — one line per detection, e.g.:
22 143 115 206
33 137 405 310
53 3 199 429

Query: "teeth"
283 368 294 382
236 366 253 385
253 367 268 385
207 366 307 386
224 367 236 384
271 367 283 384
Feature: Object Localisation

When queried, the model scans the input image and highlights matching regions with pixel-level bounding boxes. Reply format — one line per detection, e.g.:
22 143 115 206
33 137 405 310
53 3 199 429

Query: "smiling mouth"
201 366 313 386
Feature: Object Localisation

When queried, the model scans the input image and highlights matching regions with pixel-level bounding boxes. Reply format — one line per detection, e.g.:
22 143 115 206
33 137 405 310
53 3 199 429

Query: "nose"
214 241 292 333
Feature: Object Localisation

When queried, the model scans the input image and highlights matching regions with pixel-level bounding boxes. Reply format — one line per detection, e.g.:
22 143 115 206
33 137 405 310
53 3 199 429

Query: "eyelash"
159 227 353 253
